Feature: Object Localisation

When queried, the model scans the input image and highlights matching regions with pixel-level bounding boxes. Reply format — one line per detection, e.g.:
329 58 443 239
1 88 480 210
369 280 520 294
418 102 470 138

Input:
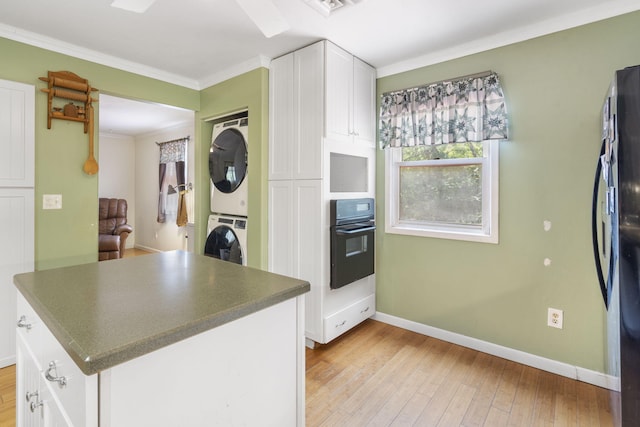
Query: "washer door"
209 128 247 194
204 225 243 264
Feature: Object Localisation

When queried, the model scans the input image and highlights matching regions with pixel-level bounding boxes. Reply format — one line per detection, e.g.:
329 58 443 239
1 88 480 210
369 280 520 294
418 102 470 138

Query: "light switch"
43 194 62 209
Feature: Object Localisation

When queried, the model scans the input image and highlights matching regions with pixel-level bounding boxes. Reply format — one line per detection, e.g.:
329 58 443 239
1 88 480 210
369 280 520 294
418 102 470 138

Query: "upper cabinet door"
325 42 353 144
325 42 376 148
269 54 295 181
294 41 324 180
352 58 376 147
0 79 35 188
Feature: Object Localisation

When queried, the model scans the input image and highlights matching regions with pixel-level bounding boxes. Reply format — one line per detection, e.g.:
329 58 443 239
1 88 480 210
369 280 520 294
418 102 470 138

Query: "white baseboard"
133 244 163 253
0 355 16 369
372 312 619 391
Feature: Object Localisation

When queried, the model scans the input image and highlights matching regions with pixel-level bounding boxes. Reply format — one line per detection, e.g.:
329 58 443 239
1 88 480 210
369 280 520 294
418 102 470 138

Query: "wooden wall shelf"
39 71 98 133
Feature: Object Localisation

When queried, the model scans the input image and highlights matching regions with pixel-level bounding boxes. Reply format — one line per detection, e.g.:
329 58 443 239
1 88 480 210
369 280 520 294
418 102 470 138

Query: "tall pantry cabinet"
268 40 377 346
0 79 35 368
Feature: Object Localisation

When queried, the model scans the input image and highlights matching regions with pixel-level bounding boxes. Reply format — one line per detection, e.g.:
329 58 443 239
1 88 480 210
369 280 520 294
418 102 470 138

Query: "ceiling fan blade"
234 0 290 38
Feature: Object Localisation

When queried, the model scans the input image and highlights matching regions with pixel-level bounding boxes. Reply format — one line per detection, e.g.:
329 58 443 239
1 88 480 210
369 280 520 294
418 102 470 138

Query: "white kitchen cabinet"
325 42 376 147
268 54 294 181
268 40 376 346
17 291 304 427
269 180 325 339
16 334 75 427
16 293 98 427
269 42 324 181
268 40 375 181
323 293 375 343
16 335 43 427
0 78 34 369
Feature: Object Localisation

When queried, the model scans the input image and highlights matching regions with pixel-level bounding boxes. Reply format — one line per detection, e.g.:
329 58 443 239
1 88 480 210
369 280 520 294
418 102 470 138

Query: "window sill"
385 222 498 244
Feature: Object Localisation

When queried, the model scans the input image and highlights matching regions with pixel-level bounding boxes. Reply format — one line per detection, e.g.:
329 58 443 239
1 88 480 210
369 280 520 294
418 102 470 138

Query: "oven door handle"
335 225 376 235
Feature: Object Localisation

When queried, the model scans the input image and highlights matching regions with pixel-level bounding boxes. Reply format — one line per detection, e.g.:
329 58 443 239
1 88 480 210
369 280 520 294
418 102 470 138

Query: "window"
385 140 499 243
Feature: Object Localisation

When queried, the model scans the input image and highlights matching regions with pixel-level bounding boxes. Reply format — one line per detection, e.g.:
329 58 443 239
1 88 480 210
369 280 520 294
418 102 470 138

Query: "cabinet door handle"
45 361 67 388
25 390 38 403
29 399 43 413
17 315 32 330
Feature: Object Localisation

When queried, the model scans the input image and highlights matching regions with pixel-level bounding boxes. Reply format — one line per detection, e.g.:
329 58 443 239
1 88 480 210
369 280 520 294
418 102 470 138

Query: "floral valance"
159 138 188 163
379 72 509 149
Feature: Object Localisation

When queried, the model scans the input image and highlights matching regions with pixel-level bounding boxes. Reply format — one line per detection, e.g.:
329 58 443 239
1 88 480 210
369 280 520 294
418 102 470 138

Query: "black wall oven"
330 198 375 289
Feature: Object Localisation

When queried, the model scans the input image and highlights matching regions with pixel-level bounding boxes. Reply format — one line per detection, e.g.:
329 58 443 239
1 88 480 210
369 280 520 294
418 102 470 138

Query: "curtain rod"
156 136 190 146
382 70 494 96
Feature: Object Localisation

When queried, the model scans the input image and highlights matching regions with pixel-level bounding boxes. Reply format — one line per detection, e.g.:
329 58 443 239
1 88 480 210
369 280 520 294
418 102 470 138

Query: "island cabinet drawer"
323 293 375 343
17 293 98 427
40 315 97 427
16 293 43 367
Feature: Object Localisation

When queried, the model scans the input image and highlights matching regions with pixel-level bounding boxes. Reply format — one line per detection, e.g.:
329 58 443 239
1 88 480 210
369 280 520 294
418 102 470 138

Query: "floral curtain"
379 72 508 148
157 138 188 226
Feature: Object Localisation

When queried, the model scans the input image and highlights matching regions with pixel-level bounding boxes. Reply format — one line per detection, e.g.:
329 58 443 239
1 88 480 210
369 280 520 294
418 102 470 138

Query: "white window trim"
384 140 499 244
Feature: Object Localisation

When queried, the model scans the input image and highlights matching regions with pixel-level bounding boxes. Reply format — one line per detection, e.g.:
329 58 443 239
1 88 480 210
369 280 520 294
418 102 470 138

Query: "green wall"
375 11 640 371
196 68 269 268
0 38 199 270
0 37 269 271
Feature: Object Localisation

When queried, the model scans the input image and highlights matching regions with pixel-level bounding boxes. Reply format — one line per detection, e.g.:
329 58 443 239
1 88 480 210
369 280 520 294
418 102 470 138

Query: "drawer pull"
17 315 32 330
45 361 67 388
335 320 346 328
30 399 43 413
361 306 370 314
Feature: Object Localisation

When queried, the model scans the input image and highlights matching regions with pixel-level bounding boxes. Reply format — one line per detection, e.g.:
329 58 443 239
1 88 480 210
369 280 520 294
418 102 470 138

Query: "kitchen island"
14 250 309 426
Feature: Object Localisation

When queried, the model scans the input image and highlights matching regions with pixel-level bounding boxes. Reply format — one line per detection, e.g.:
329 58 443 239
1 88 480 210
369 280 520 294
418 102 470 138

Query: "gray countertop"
14 250 309 376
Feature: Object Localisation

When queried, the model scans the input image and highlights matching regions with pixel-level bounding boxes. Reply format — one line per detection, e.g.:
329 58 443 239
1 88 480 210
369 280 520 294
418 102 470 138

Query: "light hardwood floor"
122 247 154 258
0 365 15 427
306 319 617 426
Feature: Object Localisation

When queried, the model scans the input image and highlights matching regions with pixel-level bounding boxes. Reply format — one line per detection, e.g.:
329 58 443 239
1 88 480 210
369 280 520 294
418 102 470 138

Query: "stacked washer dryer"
204 114 248 265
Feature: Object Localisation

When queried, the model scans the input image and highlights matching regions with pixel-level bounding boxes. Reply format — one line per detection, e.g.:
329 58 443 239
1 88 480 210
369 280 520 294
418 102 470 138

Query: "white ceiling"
2 0 639 135
98 94 194 136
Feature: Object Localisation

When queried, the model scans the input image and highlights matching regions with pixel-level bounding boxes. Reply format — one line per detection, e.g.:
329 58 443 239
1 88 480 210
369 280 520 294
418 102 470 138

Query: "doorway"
98 94 196 253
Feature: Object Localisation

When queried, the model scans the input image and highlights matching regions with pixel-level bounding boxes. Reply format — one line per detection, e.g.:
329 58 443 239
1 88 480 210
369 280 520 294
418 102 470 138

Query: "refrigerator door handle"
592 139 609 308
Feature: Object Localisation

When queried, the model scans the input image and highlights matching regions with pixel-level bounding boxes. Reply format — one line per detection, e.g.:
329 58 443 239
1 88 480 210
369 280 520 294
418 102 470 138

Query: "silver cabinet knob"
17 315 32 330
45 361 67 388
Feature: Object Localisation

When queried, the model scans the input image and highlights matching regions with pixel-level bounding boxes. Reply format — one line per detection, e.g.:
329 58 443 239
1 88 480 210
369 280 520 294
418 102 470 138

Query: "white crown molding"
373 311 620 391
99 132 135 141
377 0 640 78
198 55 271 90
0 23 200 90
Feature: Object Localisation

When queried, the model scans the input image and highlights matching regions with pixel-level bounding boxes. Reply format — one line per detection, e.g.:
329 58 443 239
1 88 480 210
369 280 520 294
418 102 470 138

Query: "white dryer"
204 214 247 266
209 116 248 217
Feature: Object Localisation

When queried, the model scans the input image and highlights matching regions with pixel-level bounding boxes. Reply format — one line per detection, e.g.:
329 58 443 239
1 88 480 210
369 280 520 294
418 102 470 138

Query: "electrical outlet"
547 308 563 329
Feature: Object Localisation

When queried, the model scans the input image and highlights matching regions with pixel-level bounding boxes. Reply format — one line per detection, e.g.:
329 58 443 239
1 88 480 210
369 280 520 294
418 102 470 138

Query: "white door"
0 189 35 368
0 79 35 368
0 80 35 188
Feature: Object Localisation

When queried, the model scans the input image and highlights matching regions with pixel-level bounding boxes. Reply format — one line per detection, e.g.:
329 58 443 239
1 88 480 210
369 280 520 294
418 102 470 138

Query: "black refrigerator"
592 65 640 426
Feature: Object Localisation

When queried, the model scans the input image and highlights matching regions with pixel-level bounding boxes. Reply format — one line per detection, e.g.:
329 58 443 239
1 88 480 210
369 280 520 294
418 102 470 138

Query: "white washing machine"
204 214 247 266
209 116 248 217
